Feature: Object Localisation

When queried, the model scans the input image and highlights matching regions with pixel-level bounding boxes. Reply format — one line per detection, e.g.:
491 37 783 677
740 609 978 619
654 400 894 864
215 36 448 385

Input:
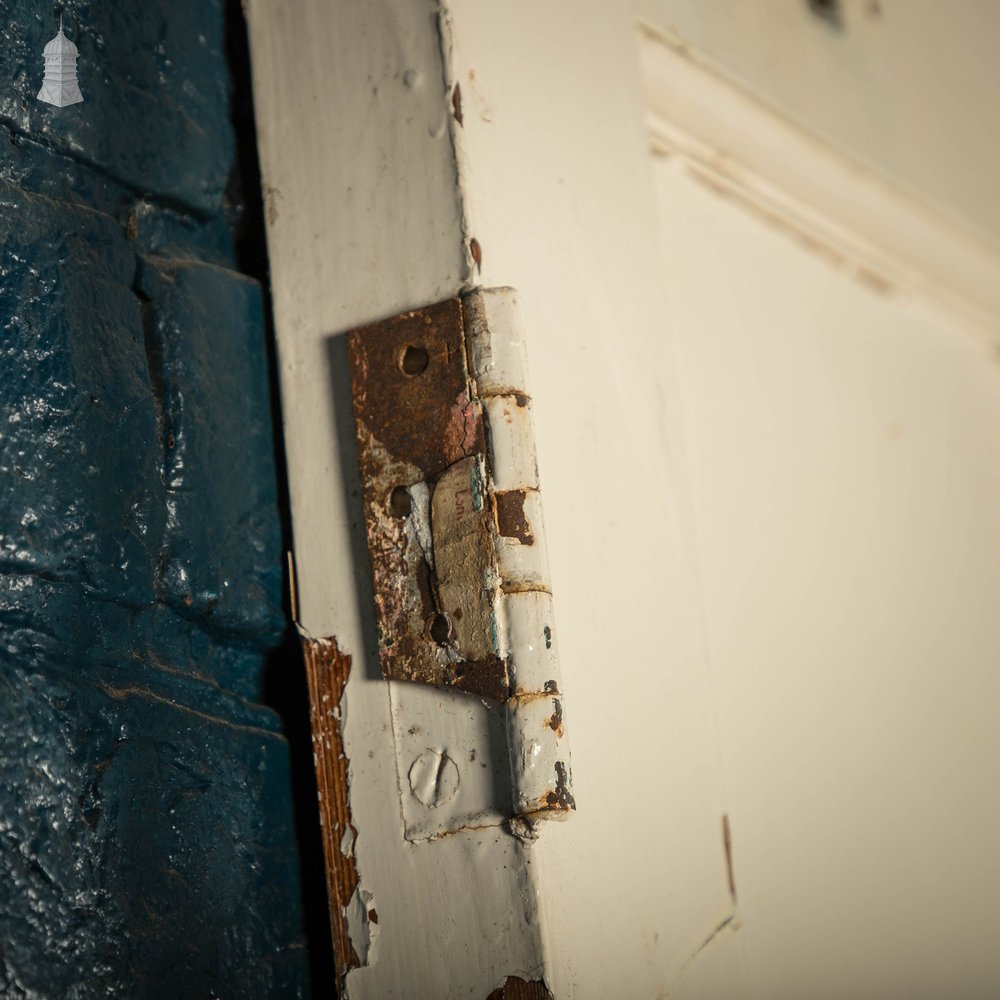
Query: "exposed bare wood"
301 636 360 985
485 976 555 1000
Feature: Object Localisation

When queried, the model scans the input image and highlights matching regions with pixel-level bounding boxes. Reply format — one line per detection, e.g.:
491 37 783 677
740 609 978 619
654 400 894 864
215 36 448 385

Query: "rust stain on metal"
485 976 555 1000
452 82 464 125
544 760 576 812
494 489 534 544
347 299 507 701
348 289 575 823
347 298 481 478
722 813 737 902
453 659 509 702
546 697 563 736
302 636 360 983
469 236 482 269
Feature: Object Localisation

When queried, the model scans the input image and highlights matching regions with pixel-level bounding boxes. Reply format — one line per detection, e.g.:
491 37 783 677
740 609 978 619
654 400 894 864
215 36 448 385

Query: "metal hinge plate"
347 288 574 821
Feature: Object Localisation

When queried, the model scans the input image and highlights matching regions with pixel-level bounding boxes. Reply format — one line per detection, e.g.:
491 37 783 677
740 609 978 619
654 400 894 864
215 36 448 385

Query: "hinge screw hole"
388 485 412 517
428 612 452 645
400 345 429 375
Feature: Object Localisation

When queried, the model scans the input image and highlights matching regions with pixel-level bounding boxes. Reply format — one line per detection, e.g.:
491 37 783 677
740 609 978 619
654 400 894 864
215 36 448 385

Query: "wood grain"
301 636 360 984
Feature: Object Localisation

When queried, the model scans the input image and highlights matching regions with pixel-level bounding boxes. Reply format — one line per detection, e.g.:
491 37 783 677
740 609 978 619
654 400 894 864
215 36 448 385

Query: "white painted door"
246 3 1000 997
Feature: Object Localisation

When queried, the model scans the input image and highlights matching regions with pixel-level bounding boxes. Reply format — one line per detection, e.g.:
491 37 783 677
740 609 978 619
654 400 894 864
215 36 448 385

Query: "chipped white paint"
464 288 532 396
430 455 498 662
481 396 538 493
345 884 379 966
496 497 550 591
461 288 573 822
248 0 1000 997
405 481 434 579
503 592 559 698
339 825 354 860
505 694 566 819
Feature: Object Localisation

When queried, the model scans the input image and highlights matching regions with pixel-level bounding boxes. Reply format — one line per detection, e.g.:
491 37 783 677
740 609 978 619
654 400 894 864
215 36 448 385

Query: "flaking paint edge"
301 635 378 983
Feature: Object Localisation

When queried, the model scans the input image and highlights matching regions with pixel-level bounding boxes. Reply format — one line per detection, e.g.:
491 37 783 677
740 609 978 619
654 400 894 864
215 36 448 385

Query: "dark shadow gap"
223 3 336 996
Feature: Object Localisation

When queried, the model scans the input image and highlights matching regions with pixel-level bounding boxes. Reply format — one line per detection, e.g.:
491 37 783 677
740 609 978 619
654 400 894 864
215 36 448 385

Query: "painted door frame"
245 3 1000 998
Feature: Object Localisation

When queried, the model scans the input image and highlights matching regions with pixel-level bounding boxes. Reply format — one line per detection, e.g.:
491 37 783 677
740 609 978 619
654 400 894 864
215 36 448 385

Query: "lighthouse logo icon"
37 16 84 107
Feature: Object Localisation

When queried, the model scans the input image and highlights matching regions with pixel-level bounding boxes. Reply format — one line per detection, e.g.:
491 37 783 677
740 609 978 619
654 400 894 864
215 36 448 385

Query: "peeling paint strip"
301 636 361 984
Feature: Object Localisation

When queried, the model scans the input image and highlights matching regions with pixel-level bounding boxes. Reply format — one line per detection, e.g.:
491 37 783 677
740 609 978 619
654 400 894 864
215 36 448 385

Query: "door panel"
654 146 1000 998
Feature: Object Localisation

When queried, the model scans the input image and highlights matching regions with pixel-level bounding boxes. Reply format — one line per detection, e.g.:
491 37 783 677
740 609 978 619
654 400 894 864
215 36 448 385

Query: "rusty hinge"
347 288 574 822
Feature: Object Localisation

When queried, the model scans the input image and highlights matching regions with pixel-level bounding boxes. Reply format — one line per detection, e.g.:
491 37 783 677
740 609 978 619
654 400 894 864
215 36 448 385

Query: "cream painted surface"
248 1 1000 997
639 25 1000 339
440 4 739 996
666 925 749 1000
654 145 1000 998
636 0 1000 246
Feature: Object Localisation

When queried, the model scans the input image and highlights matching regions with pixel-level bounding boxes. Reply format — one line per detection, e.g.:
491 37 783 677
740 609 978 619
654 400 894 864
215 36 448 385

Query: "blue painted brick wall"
0 1 310 996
